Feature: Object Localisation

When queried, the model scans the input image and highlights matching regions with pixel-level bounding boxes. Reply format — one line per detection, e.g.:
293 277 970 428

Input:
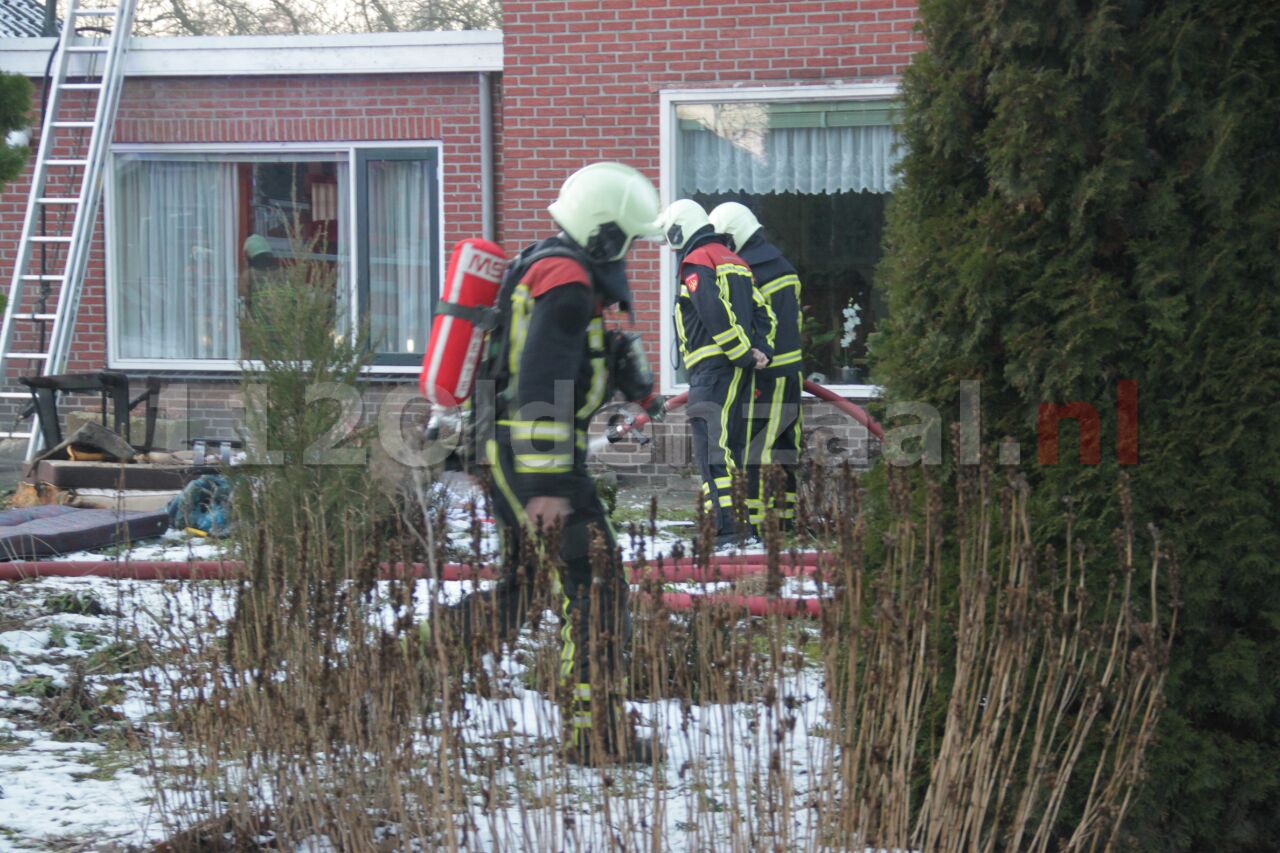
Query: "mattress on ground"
22 460 217 491
0 505 169 561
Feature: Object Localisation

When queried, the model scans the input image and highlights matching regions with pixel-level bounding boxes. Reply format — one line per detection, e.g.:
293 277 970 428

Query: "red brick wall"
0 71 488 376
498 0 923 357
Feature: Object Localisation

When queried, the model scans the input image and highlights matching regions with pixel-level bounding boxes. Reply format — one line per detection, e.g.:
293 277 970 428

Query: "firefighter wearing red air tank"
460 162 661 765
658 200 776 549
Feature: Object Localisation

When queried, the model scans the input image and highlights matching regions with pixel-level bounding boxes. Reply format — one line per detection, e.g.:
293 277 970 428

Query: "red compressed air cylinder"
420 239 508 406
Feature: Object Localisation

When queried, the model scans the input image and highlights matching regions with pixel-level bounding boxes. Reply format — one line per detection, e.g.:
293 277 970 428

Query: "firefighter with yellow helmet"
462 162 662 764
710 202 804 529
658 199 775 548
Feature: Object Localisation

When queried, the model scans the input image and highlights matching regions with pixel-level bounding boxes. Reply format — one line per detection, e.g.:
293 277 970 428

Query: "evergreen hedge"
871 1 1280 848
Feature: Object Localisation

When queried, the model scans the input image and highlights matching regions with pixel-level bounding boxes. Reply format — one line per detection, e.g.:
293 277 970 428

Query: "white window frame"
105 140 445 374
658 82 899 397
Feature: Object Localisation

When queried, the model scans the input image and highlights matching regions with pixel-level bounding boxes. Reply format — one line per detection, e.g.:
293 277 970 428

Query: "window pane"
115 157 239 360
675 99 900 384
240 160 346 359
366 158 433 357
113 153 347 362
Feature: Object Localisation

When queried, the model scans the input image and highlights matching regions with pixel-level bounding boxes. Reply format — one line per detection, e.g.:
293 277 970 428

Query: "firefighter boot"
563 686 661 767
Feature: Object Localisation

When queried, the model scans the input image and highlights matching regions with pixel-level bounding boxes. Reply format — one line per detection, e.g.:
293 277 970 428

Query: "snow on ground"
0 570 827 849
0 482 816 849
0 576 178 849
43 527 232 564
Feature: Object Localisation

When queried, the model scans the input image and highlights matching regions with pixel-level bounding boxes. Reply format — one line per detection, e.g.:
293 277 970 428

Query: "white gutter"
0 31 503 77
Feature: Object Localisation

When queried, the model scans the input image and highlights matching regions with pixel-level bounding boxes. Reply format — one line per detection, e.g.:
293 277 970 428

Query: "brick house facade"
0 34 500 452
499 1 920 482
0 5 921 482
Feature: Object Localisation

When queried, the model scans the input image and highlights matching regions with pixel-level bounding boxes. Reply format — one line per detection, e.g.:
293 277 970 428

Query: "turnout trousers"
746 367 803 528
475 435 628 750
686 360 752 537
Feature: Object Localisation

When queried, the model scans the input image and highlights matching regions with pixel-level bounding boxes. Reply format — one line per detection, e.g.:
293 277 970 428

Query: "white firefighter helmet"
548 162 661 261
709 202 762 252
655 199 712 251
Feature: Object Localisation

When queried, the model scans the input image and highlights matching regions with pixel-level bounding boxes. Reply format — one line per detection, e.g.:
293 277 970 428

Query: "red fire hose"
0 558 827 618
612 380 883 444
0 555 829 583
802 379 885 440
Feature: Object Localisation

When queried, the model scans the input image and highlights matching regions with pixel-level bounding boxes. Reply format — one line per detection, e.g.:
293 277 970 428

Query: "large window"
661 87 901 392
109 145 440 369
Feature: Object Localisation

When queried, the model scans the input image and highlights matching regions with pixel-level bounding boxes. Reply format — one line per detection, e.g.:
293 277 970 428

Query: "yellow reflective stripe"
712 328 740 345
556 564 576 684
763 378 784 469
717 495 735 508
574 683 592 702
760 274 800 297
487 440 528 526
514 453 573 474
577 318 608 419
718 367 744 470
713 267 753 357
770 349 802 367
502 419 572 442
723 340 749 361
684 344 720 367
507 285 534 379
754 286 778 348
715 263 753 279
714 476 732 489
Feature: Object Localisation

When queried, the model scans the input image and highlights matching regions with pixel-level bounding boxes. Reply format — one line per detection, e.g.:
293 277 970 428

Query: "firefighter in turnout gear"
465 162 661 765
658 199 776 547
710 203 804 529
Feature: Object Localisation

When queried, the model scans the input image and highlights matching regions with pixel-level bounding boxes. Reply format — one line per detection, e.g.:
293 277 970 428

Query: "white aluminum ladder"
0 0 136 458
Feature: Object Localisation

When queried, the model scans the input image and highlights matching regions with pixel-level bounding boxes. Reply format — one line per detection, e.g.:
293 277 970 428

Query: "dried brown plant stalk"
140 297 1172 853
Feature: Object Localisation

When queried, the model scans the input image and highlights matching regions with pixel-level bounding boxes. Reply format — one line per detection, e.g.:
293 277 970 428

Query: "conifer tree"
0 73 33 186
872 2 1280 848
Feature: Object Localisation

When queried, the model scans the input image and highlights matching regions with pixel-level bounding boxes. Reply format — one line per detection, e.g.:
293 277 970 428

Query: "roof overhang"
0 30 503 77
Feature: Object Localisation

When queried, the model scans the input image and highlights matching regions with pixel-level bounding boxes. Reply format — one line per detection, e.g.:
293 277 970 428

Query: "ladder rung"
51 121 96 129
60 83 103 91
6 353 51 360
73 9 118 16
10 314 59 322
46 159 88 166
67 46 111 53
0 392 32 399
21 274 66 281
30 236 73 243
38 197 82 204
0 433 35 440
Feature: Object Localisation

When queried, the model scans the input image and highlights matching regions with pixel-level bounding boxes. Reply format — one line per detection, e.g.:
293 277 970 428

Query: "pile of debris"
3 372 238 560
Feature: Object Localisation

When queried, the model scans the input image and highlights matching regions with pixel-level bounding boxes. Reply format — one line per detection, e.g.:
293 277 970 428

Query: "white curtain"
679 124 901 196
116 160 238 359
367 159 431 355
